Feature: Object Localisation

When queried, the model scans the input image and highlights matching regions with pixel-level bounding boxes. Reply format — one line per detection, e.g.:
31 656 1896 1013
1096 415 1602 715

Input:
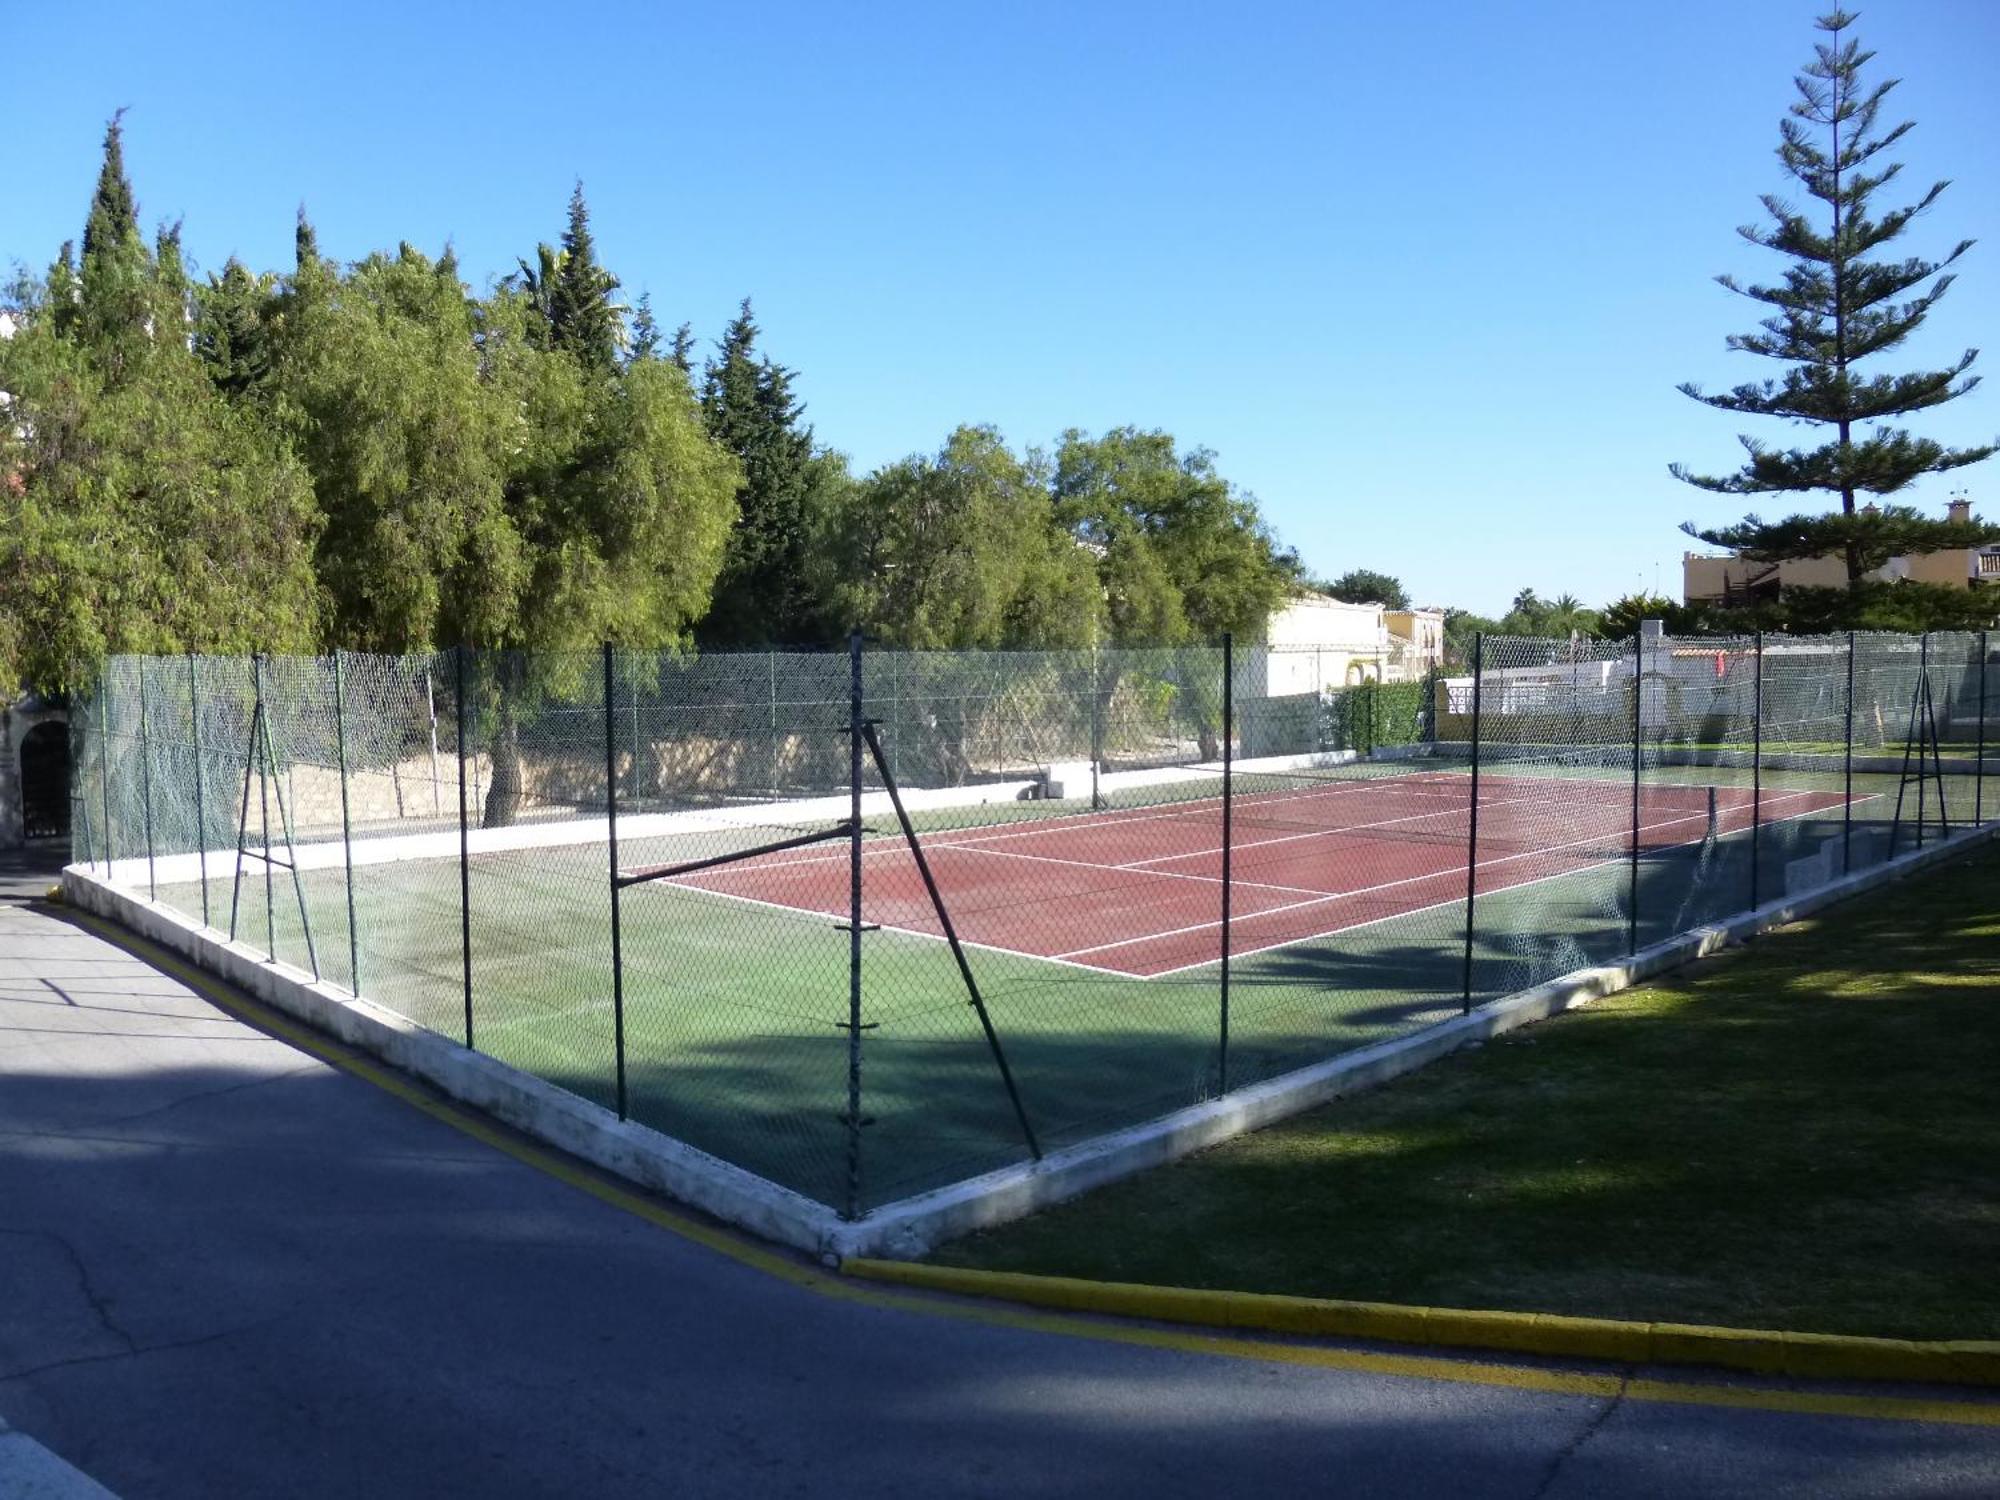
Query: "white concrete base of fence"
63 812 2000 1260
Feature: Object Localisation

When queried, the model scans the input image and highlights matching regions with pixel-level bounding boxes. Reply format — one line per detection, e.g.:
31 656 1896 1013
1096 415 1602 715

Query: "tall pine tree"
547 182 621 371
1674 8 1996 586
698 299 837 644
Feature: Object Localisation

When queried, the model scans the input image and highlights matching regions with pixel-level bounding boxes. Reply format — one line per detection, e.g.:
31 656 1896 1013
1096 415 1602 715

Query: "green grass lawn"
929 838 2000 1341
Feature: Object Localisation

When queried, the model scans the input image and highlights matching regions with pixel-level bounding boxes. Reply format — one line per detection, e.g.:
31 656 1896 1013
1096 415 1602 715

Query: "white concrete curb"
65 815 2000 1260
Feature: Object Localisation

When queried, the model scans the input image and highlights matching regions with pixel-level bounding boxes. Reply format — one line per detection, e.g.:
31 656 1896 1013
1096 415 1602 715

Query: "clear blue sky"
7 0 1997 615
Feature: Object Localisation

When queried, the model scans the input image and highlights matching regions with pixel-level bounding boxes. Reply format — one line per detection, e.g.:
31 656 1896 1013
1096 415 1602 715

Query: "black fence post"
848 628 872 1224
604 643 628 1120
1461 633 1484 1014
1089 644 1104 811
1979 629 1989 826
1843 630 1855 875
98 677 114 880
138 661 156 900
1629 628 1642 956
188 654 208 925
1750 630 1763 909
1915 632 1930 848
457 645 474 1049
1219 634 1233 1093
256 655 275 955
334 651 360 995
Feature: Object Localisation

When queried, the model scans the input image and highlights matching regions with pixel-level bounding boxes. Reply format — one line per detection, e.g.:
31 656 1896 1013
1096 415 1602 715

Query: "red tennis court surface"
669 772 1854 978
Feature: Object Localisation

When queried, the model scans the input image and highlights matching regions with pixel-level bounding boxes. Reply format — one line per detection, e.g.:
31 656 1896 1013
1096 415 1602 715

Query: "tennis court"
670 771 1857 977
72 631 1991 1215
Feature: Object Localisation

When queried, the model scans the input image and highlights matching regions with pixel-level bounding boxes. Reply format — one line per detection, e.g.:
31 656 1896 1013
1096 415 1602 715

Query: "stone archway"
19 720 69 839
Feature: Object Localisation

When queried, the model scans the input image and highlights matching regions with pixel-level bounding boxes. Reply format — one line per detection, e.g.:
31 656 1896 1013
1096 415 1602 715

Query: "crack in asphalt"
0 1320 279 1389
1527 1371 1630 1500
85 1064 322 1128
0 1227 139 1356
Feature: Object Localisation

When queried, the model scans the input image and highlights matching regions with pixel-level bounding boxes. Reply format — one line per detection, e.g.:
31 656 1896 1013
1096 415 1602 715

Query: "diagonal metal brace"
859 720 1042 1161
615 821 858 889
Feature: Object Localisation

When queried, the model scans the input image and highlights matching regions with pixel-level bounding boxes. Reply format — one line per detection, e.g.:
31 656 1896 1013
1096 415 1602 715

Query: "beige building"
1685 497 2000 605
1251 591 1445 697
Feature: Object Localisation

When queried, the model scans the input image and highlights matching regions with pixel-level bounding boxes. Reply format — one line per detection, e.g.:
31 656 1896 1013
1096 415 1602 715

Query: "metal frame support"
457 645 474 1049
1843 630 1855 874
604 643 628 1120
1750 631 1763 909
844 629 866 1220
1461 633 1484 1014
1219 634 1234 1091
189 654 208 924
1979 630 1990 826
334 651 360 995
1628 629 1642 956
138 659 156 901
859 719 1042 1162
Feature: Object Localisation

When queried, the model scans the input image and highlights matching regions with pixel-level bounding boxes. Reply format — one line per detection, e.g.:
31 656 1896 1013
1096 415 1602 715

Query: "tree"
1674 8 1996 584
1319 568 1409 609
195 258 277 399
546 182 622 371
820 426 1098 649
698 300 841 644
1053 427 1295 644
1597 593 1706 638
0 125 320 692
627 292 660 364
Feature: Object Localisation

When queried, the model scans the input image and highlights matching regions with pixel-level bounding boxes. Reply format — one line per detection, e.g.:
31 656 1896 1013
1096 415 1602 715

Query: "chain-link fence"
67 628 1996 1218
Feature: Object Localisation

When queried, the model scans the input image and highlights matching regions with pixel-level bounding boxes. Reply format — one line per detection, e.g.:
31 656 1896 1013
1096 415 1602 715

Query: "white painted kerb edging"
60 866 848 1259
826 815 2000 1259
66 814 2000 1261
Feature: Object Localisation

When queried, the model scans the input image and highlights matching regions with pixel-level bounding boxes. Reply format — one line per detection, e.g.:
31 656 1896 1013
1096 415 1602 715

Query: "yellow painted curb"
841 1259 2000 1389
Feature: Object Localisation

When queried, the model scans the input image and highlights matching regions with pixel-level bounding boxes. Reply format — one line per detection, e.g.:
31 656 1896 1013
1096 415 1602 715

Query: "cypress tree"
80 111 139 261
548 182 620 371
698 299 831 644
1675 8 1996 585
628 291 660 364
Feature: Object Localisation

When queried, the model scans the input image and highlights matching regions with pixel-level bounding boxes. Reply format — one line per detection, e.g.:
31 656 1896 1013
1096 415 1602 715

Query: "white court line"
1134 788 1852 977
639 868 1127 979
1114 785 1720 869
1053 787 1835 963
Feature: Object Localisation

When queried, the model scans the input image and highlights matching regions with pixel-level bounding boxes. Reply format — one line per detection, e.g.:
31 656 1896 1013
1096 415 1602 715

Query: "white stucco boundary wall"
65 804 2000 1260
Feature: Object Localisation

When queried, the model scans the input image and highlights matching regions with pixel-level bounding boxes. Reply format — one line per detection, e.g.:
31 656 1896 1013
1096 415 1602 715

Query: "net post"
1219 633 1233 1094
604 642 628 1121
138 660 155 901
334 650 360 996
1750 630 1762 908
188 653 208 925
1461 633 1484 1014
845 627 865 1220
1979 629 1989 826
1628 627 1641 957
1843 630 1855 874
457 644 474 1050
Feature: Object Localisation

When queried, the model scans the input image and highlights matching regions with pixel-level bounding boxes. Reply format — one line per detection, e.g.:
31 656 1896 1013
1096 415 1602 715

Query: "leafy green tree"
820 426 1097 649
1598 593 1707 638
1674 8 1996 583
195 258 277 398
0 126 320 692
1319 568 1410 609
628 292 660 364
698 300 840 644
1053 427 1295 644
272 243 524 652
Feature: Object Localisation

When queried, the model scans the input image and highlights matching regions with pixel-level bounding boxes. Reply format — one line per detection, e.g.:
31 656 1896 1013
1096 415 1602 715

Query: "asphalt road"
2 871 1997 1498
